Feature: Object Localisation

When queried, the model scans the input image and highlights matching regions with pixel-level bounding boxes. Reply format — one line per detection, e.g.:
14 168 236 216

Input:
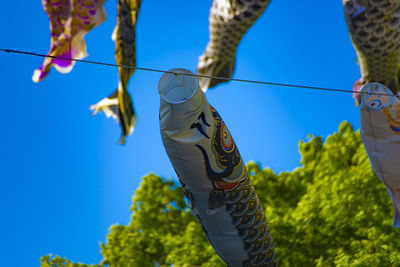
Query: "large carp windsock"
197 0 271 91
159 69 277 266
360 82 400 228
343 0 400 104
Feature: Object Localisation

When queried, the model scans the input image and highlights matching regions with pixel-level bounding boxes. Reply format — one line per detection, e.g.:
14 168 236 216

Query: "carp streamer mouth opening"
158 69 200 104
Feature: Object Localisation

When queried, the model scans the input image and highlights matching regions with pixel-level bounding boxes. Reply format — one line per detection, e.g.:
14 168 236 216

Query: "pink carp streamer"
90 0 141 144
198 0 271 91
343 0 400 104
33 0 107 82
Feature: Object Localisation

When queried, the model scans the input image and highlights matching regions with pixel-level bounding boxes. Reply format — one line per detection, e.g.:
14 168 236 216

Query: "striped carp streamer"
90 0 141 144
33 0 107 82
360 83 400 228
343 0 400 105
198 0 271 91
159 69 277 266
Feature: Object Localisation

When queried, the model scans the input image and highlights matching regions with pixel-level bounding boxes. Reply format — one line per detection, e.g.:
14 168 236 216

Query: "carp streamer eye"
367 98 383 109
361 83 394 109
221 122 234 152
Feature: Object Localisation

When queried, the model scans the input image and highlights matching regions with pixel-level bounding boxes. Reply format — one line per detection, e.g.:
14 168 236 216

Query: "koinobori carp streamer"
33 0 107 82
360 82 400 228
198 0 271 91
90 0 141 144
343 0 400 104
159 69 277 266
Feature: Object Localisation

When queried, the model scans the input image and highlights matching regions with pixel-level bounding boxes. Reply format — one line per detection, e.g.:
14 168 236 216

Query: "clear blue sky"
1 1 360 266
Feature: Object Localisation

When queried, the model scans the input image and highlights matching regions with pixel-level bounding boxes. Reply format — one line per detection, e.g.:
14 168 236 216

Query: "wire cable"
0 48 393 96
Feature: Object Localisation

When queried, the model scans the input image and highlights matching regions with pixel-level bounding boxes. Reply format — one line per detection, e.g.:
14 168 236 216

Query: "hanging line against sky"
0 48 393 97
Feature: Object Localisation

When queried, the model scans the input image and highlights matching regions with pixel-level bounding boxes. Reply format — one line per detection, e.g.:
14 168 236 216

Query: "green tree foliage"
41 122 400 267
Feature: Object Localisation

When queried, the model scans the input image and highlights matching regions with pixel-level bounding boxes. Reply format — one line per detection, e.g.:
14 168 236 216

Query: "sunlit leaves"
41 122 400 267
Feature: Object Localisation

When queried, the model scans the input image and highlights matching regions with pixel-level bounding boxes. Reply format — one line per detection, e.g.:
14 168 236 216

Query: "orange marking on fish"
215 180 239 191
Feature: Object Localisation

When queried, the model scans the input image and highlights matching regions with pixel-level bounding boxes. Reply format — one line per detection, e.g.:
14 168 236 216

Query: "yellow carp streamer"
90 0 141 144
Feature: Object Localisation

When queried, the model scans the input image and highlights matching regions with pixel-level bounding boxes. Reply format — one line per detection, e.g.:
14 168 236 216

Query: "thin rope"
0 48 392 96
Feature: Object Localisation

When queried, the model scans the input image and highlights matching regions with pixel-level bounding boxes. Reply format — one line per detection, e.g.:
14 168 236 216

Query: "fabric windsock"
360 82 400 228
197 0 271 91
90 0 141 144
343 0 400 104
33 0 107 82
159 69 277 267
